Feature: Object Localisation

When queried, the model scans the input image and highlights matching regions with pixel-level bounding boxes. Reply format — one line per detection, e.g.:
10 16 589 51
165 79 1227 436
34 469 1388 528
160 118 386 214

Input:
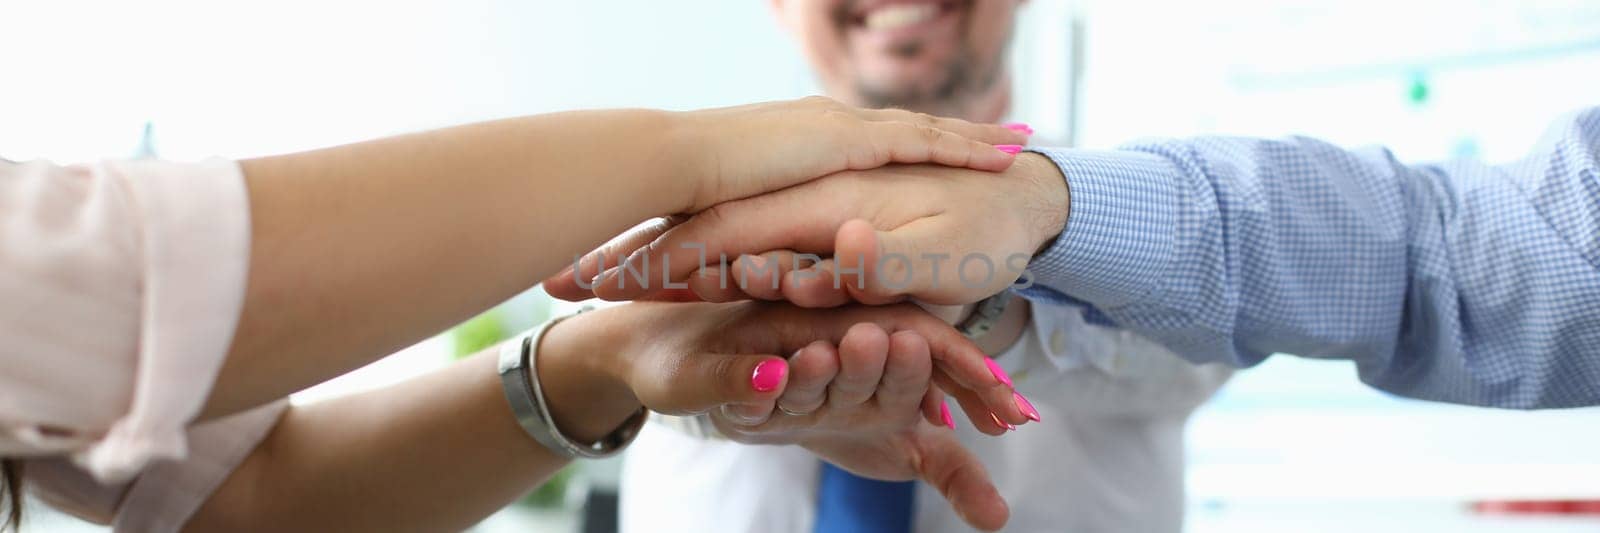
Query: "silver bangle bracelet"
497 307 647 459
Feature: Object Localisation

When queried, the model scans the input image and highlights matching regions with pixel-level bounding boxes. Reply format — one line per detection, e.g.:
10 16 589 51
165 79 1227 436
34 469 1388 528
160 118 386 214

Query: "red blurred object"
1472 500 1600 515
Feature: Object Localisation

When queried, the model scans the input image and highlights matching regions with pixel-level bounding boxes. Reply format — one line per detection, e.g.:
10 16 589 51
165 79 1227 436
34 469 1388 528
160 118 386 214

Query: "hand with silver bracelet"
528 301 1016 531
531 301 1032 443
186 299 1015 532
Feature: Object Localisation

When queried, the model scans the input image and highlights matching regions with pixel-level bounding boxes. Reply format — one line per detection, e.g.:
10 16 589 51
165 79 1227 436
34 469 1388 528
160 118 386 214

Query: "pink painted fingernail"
995 144 1023 155
989 412 1016 431
751 359 787 392
1002 122 1034 135
984 357 1015 388
1014 392 1041 422
940 401 956 429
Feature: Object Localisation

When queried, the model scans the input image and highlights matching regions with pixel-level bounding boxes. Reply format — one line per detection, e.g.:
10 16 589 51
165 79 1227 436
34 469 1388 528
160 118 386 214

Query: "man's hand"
544 153 1068 307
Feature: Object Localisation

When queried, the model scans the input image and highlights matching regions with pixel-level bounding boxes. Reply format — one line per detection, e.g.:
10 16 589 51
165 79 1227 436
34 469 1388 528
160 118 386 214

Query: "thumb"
635 353 789 416
916 427 1010 531
835 219 942 305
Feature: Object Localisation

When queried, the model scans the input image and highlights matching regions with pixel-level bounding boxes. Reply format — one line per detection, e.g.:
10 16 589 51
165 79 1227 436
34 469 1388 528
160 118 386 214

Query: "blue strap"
813 462 916 533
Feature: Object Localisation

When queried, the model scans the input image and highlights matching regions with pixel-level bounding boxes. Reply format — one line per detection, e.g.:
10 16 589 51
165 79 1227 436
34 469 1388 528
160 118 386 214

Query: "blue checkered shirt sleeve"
1018 108 1600 408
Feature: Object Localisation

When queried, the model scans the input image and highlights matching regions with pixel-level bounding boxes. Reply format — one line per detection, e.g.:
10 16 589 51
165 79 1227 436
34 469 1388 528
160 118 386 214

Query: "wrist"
1010 152 1070 256
662 110 717 214
536 309 641 443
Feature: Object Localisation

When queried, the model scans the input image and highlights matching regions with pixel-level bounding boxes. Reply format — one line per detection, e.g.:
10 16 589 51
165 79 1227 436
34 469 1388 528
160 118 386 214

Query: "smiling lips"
851 1 958 32
863 3 940 30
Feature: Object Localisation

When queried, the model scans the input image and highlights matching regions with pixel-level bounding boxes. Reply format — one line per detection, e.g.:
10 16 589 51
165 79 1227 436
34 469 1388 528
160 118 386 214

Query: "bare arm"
185 301 1019 532
203 100 1026 419
210 110 688 419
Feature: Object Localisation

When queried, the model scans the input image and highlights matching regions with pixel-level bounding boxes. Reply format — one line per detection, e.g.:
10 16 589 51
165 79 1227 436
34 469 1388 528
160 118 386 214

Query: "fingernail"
1002 122 1034 135
751 359 787 392
984 357 1015 388
989 412 1016 431
940 401 956 429
593 265 621 287
1014 392 1041 422
995 144 1023 155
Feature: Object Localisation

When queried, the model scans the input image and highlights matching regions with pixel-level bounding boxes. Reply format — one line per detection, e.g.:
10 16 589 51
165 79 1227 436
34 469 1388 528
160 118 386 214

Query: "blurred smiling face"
772 0 1020 113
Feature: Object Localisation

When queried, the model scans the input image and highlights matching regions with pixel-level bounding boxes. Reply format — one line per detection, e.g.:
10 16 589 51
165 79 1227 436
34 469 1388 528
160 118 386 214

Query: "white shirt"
620 303 1233 533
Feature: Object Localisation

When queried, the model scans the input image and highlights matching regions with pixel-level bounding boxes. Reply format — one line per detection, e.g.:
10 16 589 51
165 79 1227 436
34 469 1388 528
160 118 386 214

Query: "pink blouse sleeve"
24 400 287 532
0 158 252 484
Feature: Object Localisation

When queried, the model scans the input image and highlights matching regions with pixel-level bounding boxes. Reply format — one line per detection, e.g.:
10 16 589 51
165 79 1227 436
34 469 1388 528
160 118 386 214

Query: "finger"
776 341 840 417
640 353 789 415
876 330 933 418
938 358 1029 427
922 388 955 429
854 121 1020 174
543 216 681 301
738 251 812 300
917 427 1011 531
781 259 855 308
691 251 808 302
856 107 1029 147
768 303 1015 424
720 401 776 427
835 218 936 305
827 323 890 408
933 373 1010 436
845 305 1003 397
592 197 842 301
637 286 705 302
686 265 743 302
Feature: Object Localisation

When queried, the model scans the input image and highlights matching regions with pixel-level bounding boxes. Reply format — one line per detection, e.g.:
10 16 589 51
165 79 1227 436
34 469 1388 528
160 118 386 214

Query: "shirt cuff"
21 401 286 531
76 158 254 484
1021 148 1181 310
114 401 287 533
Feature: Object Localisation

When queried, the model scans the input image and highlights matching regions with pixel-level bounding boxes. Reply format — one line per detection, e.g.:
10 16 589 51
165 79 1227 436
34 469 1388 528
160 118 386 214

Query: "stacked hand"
540 153 1071 532
546 153 1068 307
538 302 1017 530
670 96 1029 213
534 100 1073 532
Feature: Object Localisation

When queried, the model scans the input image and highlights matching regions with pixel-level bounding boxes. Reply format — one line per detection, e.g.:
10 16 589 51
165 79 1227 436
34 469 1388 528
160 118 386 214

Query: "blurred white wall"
0 0 817 162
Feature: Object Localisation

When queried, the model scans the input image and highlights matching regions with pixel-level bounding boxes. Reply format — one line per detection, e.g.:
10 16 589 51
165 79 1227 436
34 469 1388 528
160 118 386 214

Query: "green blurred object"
1407 71 1430 106
453 307 509 359
524 466 575 508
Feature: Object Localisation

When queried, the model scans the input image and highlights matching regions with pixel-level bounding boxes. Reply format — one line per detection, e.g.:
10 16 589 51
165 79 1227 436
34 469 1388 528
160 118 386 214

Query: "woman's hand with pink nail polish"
675 95 1028 214
576 300 1010 424
699 322 1011 532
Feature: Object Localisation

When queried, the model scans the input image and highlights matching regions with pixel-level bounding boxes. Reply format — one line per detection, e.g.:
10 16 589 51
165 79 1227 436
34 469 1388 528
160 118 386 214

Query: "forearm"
207 110 693 418
1021 108 1600 408
188 319 636 532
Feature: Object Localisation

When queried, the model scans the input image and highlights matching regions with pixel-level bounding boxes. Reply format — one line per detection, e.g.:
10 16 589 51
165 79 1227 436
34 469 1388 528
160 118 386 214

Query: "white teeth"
863 4 939 31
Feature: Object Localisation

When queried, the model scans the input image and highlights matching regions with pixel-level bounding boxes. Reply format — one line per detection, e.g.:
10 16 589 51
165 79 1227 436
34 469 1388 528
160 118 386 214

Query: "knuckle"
822 108 857 126
689 205 734 240
712 357 744 399
801 95 832 107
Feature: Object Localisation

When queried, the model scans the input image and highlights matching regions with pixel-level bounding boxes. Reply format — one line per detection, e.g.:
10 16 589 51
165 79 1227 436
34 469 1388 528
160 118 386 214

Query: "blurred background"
5 0 1600 531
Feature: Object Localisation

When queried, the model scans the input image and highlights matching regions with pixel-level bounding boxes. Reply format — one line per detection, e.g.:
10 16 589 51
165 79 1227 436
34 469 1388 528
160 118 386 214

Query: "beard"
853 40 1003 114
